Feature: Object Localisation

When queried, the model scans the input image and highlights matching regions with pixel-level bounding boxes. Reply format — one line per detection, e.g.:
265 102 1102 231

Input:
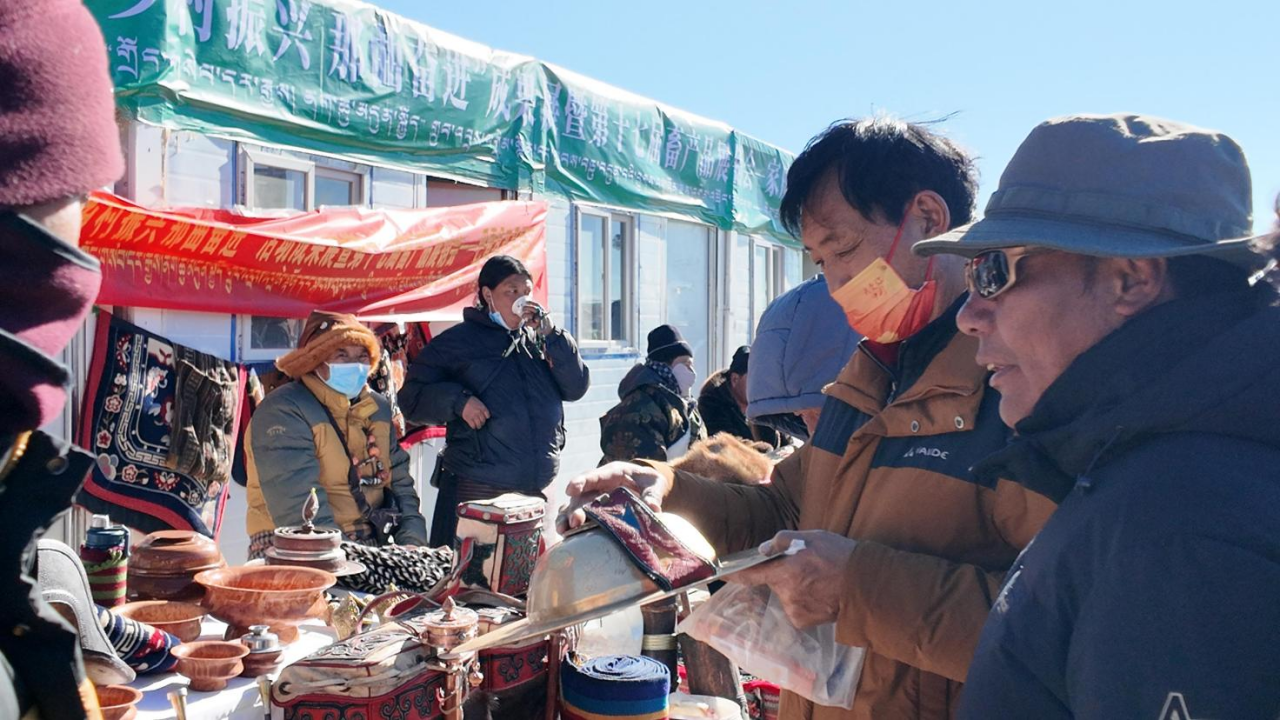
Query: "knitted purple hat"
0 0 123 208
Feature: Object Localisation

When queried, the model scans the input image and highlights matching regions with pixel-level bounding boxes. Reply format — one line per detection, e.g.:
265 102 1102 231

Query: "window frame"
240 146 315 210
750 238 784 337
661 219 717 383
237 315 306 363
314 165 370 207
575 205 636 348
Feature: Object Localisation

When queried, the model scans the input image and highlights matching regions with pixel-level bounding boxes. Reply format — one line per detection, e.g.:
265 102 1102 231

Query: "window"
577 208 633 344
315 167 368 207
664 220 714 382
425 179 504 207
239 316 304 362
752 241 783 335
728 232 753 350
783 247 805 291
240 146 371 210
241 146 313 210
370 167 418 209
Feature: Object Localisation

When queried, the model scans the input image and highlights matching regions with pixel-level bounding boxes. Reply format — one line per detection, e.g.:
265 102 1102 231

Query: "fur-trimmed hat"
275 311 380 379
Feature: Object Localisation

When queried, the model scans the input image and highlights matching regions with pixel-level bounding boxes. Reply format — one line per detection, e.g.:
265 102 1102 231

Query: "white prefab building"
56 0 808 561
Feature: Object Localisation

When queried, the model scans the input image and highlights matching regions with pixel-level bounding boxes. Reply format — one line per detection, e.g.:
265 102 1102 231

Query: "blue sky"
381 0 1279 233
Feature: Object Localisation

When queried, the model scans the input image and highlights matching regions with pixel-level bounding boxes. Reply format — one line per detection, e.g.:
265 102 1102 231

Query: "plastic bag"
677 582 864 709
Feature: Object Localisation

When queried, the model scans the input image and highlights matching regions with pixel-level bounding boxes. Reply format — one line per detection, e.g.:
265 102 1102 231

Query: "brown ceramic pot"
271 526 341 553
95 684 142 720
129 530 226 601
239 648 284 677
195 566 335 644
116 600 207 642
171 640 249 692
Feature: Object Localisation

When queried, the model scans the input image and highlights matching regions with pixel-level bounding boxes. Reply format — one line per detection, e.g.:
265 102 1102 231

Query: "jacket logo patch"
266 425 287 437
1157 692 1198 720
902 446 949 461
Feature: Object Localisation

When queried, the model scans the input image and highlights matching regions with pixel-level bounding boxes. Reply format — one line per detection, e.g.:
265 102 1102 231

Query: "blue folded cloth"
560 654 670 719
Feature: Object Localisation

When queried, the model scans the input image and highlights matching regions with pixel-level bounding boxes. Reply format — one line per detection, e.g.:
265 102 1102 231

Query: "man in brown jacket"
562 118 1057 719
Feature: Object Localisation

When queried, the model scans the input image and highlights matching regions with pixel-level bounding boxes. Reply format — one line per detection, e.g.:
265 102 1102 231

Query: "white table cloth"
130 618 335 720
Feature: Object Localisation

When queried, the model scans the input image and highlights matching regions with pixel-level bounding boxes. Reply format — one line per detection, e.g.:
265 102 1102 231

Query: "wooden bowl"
94 684 142 720
195 566 335 644
129 530 226 601
240 648 284 677
171 640 249 692
116 600 207 642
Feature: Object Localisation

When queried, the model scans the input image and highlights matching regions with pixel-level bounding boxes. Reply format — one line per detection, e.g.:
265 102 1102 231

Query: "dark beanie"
0 0 124 208
729 345 750 375
646 324 693 364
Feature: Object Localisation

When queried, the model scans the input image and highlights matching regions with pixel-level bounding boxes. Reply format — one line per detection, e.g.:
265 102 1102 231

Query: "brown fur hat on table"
672 432 775 486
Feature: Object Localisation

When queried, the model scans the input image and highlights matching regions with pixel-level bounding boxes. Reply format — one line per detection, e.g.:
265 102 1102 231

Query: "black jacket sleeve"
399 340 470 426
544 329 590 402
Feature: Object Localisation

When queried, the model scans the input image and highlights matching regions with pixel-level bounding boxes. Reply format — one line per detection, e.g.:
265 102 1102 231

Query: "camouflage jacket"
599 364 706 464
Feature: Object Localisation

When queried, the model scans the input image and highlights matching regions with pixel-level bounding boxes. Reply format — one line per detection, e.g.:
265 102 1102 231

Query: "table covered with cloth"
129 617 334 720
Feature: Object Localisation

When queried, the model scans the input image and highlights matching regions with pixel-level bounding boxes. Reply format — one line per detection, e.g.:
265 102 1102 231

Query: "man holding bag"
563 118 1057 719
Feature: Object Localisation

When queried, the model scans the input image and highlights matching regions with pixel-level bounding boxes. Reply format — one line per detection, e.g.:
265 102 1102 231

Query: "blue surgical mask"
489 311 511 330
324 362 370 399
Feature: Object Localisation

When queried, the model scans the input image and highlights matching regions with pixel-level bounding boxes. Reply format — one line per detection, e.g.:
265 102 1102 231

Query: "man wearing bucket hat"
565 118 1058 720
912 113 1280 719
245 311 429 556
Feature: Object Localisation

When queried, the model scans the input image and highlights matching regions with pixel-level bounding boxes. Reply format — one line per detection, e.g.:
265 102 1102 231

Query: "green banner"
88 0 795 243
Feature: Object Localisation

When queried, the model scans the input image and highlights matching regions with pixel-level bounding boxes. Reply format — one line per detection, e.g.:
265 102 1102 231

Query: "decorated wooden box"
273 604 550 720
474 605 550 701
455 493 545 596
272 617 446 720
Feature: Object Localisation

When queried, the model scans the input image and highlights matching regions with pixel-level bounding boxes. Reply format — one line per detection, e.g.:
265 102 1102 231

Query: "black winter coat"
961 289 1280 720
399 308 589 493
0 432 96 720
697 370 786 449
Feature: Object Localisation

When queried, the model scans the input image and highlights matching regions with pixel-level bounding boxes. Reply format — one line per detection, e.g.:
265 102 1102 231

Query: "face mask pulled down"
830 217 938 344
324 362 371 399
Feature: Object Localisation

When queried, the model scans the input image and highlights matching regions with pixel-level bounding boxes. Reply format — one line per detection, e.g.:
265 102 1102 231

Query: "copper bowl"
94 684 143 720
171 640 249 692
195 566 335 644
116 600 207 643
240 648 284 677
129 530 226 601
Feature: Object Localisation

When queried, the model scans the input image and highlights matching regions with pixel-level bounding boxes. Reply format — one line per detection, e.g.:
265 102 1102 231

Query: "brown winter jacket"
652 304 1057 720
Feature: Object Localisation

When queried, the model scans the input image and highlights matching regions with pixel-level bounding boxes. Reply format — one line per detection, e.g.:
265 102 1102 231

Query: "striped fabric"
79 544 127 606
560 655 669 720
94 604 180 674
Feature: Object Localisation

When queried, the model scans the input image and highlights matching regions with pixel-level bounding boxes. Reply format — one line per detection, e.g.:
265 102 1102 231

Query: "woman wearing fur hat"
244 312 428 557
399 256 591 547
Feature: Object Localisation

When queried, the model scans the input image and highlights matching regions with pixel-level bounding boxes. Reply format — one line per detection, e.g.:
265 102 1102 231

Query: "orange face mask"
830 218 938 344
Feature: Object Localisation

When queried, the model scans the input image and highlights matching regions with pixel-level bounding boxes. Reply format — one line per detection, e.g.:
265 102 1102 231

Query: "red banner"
80 191 547 318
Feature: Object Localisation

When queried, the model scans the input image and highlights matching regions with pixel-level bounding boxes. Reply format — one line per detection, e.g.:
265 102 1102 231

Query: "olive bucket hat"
914 113 1266 269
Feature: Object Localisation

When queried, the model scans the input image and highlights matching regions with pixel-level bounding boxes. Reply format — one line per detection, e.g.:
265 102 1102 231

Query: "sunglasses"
964 248 1047 300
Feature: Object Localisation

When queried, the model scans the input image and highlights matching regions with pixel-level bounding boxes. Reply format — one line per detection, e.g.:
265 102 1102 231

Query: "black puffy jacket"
961 289 1280 720
399 308 590 493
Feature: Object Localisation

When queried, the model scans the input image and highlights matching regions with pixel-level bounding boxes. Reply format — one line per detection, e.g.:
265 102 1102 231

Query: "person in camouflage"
599 325 706 464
